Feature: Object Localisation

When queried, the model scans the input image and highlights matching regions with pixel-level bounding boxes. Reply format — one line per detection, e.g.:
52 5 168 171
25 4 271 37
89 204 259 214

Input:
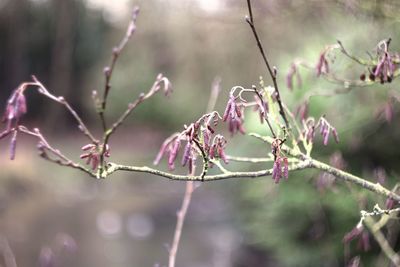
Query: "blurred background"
1 0 400 266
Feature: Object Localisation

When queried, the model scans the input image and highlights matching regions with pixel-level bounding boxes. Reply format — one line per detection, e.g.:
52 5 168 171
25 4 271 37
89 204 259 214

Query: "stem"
245 0 289 129
19 126 95 177
252 86 276 138
31 77 98 144
168 180 194 267
364 217 400 267
99 7 140 130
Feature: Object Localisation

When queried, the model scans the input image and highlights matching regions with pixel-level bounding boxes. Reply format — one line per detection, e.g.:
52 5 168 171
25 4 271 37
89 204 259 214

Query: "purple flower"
80 143 110 171
386 197 395 210
286 63 302 90
316 117 339 146
223 93 245 135
168 138 181 170
209 135 228 164
343 225 371 252
316 52 330 77
296 102 309 121
253 95 268 124
272 156 289 184
343 226 363 243
181 141 192 167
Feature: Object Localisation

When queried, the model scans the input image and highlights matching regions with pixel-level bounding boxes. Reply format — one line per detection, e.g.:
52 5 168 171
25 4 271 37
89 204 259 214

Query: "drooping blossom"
1 83 29 159
316 51 330 77
296 101 309 121
223 93 245 136
286 62 302 91
272 156 289 184
209 135 228 164
343 225 370 252
253 94 269 124
80 143 110 171
368 39 398 84
154 112 227 173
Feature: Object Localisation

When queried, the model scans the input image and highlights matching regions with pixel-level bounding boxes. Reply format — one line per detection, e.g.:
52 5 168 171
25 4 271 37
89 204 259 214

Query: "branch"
31 76 98 144
103 160 312 180
245 0 289 129
99 7 140 131
364 217 400 267
18 126 95 177
250 133 400 202
168 181 194 267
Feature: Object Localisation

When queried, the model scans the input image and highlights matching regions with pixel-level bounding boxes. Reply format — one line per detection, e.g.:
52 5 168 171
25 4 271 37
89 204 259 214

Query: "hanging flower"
223 93 245 136
272 156 289 184
80 143 110 171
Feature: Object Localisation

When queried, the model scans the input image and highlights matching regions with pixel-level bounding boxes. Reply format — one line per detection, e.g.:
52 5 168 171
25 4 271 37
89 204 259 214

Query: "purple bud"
91 154 99 170
209 145 215 159
154 140 170 165
235 105 242 118
168 139 181 170
320 120 326 135
181 142 191 167
9 130 17 160
386 197 395 210
357 231 370 252
332 128 339 143
343 226 362 243
80 153 91 159
16 93 27 116
218 147 228 164
223 98 233 122
81 144 95 151
283 158 289 179
272 159 281 184
384 102 393 123
323 127 330 146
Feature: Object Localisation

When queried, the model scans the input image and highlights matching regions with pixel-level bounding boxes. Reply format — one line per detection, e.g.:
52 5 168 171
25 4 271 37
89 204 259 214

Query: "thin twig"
168 180 194 267
337 40 376 66
18 126 95 177
98 74 171 178
252 85 276 138
245 0 289 129
99 7 140 131
364 217 400 267
31 76 98 144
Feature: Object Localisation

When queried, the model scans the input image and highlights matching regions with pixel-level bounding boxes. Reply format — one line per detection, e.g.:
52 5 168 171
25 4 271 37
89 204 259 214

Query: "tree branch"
245 0 289 129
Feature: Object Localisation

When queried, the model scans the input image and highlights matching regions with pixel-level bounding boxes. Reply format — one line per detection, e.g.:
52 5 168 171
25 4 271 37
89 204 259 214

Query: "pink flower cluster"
272 156 289 184
154 112 228 173
80 143 110 170
343 225 370 252
1 83 29 159
223 93 245 136
303 117 339 146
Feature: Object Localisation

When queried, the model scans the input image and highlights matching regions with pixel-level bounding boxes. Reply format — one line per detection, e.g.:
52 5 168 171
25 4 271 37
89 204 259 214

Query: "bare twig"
245 0 289 129
18 126 95 177
99 7 140 131
364 217 400 267
98 74 171 178
31 77 98 144
168 180 194 267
